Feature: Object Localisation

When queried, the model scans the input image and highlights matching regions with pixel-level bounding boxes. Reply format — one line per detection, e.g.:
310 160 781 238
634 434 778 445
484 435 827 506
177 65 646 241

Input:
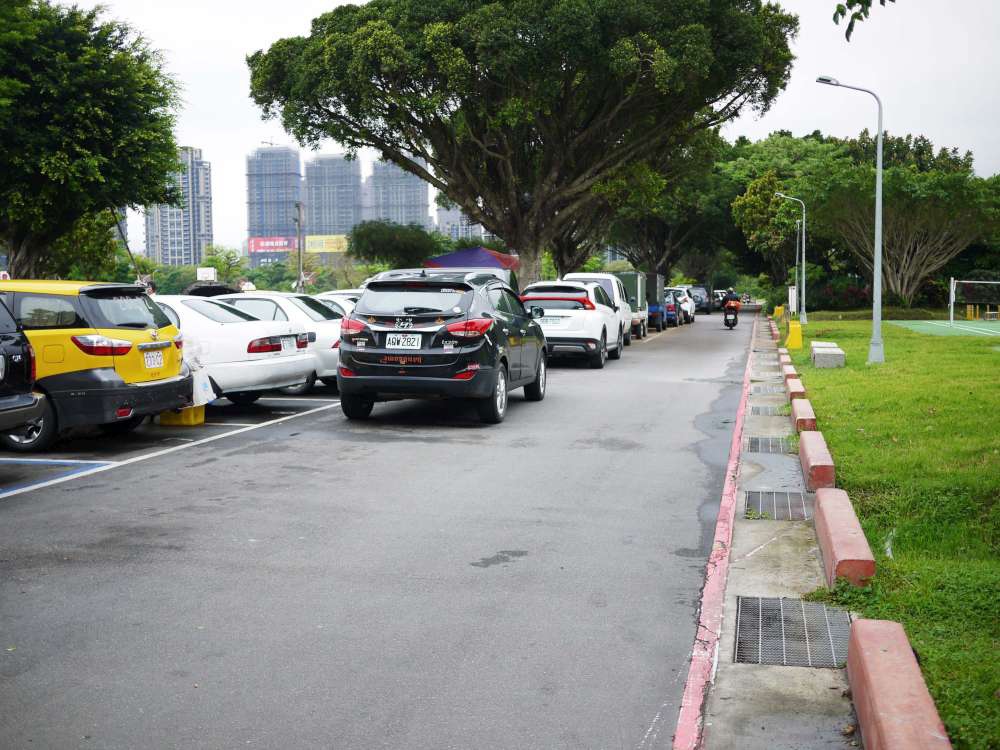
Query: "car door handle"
519 329 526 335
502 328 510 334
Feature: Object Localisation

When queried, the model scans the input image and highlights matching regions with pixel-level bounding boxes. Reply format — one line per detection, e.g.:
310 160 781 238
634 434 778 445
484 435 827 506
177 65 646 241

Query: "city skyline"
144 147 213 266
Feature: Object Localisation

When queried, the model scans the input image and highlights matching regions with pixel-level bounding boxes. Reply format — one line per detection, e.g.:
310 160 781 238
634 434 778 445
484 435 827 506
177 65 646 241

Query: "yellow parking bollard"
773 305 784 320
785 320 803 350
159 405 206 426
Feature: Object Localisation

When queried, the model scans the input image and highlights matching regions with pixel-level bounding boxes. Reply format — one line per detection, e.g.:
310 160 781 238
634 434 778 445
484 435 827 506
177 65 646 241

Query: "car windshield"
568 277 614 299
356 285 473 315
183 299 259 323
289 295 341 321
84 291 170 329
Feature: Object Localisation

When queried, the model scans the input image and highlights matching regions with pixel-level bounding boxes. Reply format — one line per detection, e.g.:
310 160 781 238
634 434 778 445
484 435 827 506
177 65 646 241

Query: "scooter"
724 302 739 330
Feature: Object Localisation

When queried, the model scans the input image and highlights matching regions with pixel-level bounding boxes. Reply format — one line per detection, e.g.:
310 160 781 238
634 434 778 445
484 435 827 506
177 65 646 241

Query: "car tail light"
115 407 134 419
332 340 340 349
451 370 476 380
247 337 282 354
338 366 356 377
667 303 676 312
341 317 368 336
296 333 308 349
71 335 133 356
445 318 494 338
173 332 184 350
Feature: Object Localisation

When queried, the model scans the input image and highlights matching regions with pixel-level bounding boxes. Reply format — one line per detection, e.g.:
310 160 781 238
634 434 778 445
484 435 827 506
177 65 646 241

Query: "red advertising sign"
248 236 297 254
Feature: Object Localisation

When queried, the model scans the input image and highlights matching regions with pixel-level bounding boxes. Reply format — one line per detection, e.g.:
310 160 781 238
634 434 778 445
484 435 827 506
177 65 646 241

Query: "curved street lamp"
817 75 884 364
776 192 807 324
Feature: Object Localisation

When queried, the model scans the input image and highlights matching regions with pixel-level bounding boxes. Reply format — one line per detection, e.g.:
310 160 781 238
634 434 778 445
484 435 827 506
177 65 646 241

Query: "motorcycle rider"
722 288 741 326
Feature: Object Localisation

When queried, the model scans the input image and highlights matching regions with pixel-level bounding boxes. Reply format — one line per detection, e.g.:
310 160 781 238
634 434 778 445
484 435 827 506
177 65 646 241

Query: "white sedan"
154 295 314 406
520 281 622 368
217 291 342 394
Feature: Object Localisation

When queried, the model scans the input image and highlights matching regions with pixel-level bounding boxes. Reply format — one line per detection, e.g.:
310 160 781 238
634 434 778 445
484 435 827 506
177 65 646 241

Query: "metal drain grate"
750 405 781 416
746 436 789 454
744 490 811 520
753 384 785 395
735 597 850 668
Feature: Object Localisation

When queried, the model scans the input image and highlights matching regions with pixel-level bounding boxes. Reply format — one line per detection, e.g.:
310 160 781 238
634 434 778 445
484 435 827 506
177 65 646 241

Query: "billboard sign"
248 236 297 254
305 234 348 254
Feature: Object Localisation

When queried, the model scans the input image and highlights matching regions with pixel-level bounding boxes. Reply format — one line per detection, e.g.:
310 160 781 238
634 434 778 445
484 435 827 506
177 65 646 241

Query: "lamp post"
817 75 884 364
776 192 807 324
794 219 801 312
293 200 305 293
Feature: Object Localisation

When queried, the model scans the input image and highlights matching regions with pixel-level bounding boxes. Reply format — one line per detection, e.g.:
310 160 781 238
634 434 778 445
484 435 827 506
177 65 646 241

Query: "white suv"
521 281 623 368
562 273 634 346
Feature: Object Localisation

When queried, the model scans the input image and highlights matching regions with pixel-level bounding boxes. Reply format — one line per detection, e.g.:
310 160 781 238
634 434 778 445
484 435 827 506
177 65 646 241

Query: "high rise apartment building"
144 147 213 266
436 205 484 241
246 146 302 265
304 155 362 235
366 160 430 228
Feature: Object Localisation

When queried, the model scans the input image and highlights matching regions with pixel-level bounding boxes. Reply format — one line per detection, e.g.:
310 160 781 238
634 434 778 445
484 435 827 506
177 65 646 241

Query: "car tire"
524 354 546 402
608 328 623 360
341 394 375 420
280 372 317 396
0 398 58 453
227 392 261 406
99 415 146 435
320 377 339 390
589 334 607 369
623 326 632 346
641 321 648 337
655 317 664 332
477 365 508 424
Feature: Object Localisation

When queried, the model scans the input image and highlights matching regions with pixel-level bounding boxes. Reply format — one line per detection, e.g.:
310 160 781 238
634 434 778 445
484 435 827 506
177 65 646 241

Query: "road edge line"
671 314 756 750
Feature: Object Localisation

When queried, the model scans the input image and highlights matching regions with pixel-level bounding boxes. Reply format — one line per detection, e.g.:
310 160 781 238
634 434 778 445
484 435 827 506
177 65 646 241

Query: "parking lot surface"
0 321 751 749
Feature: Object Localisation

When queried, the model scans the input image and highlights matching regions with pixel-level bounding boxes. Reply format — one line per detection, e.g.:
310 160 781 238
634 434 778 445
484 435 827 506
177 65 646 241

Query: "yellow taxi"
0 281 192 451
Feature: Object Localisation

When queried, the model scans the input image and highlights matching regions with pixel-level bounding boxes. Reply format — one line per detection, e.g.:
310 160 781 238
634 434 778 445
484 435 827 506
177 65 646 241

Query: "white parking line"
256 396 342 402
0 402 340 502
0 457 108 465
928 321 1000 336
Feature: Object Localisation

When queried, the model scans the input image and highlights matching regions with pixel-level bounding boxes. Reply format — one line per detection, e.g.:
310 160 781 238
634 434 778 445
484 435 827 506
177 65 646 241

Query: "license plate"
143 351 164 369
281 337 294 352
540 317 563 325
385 333 421 349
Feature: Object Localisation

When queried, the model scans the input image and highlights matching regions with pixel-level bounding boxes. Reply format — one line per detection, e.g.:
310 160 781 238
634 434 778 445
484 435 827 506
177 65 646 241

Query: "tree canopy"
348 220 446 268
0 1 180 277
833 1 896 39
248 0 797 281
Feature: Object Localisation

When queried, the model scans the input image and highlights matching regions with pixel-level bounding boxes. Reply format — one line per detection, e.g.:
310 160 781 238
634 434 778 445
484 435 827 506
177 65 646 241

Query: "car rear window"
0 300 17 333
356 285 473 315
83 292 170 329
527 299 588 310
289 295 341 321
183 299 259 323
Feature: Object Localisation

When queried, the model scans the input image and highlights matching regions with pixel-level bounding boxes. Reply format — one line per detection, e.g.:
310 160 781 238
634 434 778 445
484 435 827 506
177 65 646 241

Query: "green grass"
788 319 1000 749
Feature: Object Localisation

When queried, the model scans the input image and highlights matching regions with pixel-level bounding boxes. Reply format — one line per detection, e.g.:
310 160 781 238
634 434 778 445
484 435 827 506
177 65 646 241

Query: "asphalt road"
0 317 752 750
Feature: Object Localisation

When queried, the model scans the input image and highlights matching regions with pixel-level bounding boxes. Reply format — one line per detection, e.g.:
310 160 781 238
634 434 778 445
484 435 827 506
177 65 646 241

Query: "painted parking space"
0 458 112 495
891 319 1000 337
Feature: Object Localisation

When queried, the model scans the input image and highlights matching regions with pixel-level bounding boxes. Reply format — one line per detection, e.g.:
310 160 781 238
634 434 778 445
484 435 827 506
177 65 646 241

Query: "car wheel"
226 392 261 406
589 334 607 369
341 394 375 420
280 372 317 396
608 328 623 360
319 377 339 390
477 365 508 424
0 399 58 452
642 321 649 337
99 415 146 435
524 354 546 402
655 317 664 332
623 326 632 346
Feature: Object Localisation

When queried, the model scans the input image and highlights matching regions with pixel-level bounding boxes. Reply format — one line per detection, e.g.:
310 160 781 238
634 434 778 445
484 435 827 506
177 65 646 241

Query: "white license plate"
281 337 295 352
143 351 164 369
385 333 422 349
540 317 563 325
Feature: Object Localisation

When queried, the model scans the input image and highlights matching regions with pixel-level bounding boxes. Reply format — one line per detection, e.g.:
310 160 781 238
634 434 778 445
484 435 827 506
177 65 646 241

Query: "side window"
501 290 526 316
15 294 86 329
487 287 505 313
0 298 16 333
617 281 627 302
594 287 613 309
159 303 181 328
229 298 287 321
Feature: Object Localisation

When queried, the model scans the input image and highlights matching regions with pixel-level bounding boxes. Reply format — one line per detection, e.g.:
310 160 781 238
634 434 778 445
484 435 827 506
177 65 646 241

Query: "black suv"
689 285 712 314
337 272 547 423
0 299 46 439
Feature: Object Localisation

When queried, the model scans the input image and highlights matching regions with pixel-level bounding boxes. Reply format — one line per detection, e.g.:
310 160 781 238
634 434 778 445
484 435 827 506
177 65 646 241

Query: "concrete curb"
778 353 792 366
786 377 807 400
848 620 953 750
790 398 817 432
782 364 798 382
814 488 875 587
799 431 835 490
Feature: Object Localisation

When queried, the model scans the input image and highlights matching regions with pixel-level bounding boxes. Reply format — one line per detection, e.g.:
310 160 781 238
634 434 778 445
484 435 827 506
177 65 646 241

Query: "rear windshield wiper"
403 306 444 314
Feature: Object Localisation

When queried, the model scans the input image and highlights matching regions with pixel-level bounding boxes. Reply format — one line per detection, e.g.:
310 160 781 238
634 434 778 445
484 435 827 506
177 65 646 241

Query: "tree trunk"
518 247 544 287
5 235 39 279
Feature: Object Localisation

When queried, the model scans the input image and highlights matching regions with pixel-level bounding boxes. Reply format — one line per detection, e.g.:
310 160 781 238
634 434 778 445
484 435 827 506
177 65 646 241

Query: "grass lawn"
799 306 950 321
785 318 999 749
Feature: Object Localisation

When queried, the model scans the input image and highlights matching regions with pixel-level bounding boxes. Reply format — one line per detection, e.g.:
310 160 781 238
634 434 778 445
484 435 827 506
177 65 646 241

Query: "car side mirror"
531 306 544 319
629 296 636 305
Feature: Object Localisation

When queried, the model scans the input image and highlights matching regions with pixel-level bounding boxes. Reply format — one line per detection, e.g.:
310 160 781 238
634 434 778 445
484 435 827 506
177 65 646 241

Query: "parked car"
154 296 315 405
685 285 712 314
666 287 696 323
645 274 667 331
316 288 364 306
613 271 649 338
0 298 47 439
521 281 622 368
664 290 685 327
315 295 355 318
369 267 520 293
217 292 342 394
714 290 727 311
0 281 191 451
337 271 546 423
562 272 634 346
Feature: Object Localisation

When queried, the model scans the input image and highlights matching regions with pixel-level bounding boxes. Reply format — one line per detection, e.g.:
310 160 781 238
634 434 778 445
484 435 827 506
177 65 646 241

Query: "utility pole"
294 200 305 293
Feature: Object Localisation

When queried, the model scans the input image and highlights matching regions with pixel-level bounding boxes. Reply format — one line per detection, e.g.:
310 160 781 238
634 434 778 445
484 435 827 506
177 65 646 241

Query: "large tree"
833 1 896 39
248 0 797 282
348 220 444 268
0 1 180 277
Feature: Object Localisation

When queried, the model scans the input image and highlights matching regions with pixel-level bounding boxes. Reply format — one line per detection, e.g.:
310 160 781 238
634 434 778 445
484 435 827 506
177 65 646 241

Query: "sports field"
891 319 1000 337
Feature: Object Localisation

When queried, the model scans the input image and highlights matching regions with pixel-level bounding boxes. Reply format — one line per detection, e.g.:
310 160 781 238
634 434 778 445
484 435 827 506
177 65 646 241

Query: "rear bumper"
338 368 496 400
311 347 340 378
207 354 314 394
40 368 193 428
0 392 47 433
545 337 599 356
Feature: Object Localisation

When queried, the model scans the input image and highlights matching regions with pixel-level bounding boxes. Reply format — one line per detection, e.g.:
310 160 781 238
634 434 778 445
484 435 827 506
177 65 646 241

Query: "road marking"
0 402 339 502
0 457 107 465
256 396 342 402
203 422 258 427
0 459 113 495
928 320 1000 336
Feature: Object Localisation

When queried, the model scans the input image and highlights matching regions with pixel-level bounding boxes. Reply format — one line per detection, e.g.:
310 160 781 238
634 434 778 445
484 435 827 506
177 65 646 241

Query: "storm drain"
753 384 785 395
734 597 851 668
746 436 789 454
744 490 811 520
750 405 782 416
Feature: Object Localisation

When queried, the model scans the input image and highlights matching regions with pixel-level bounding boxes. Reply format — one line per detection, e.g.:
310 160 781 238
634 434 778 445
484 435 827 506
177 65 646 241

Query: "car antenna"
420 269 427 277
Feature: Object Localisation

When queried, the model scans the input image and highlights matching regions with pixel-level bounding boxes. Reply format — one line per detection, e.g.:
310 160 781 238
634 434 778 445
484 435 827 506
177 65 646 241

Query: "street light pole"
294 200 305 293
794 219 801 313
817 75 884 363
776 192 807 324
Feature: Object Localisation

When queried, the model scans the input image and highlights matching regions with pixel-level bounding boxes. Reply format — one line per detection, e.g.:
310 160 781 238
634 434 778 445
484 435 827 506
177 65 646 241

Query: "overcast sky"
72 0 1000 252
